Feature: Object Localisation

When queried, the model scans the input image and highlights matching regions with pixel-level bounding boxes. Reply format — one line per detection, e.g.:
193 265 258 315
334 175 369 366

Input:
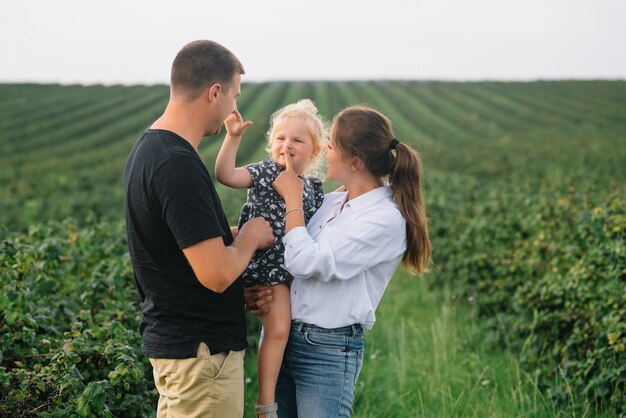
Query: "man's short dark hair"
171 40 245 101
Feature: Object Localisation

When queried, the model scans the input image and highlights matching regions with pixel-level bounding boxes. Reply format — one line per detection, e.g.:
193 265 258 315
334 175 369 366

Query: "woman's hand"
273 152 304 207
244 284 273 317
224 109 253 138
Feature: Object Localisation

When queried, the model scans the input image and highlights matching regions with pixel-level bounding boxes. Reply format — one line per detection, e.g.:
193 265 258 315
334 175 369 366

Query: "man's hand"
182 218 271 294
237 217 274 250
224 109 253 138
244 284 273 317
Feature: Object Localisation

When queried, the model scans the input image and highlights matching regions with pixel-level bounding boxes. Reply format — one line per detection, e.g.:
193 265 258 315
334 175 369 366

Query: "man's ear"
206 83 222 103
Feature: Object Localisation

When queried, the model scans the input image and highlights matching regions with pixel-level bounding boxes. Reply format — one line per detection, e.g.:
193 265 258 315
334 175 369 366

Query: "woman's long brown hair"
332 106 431 274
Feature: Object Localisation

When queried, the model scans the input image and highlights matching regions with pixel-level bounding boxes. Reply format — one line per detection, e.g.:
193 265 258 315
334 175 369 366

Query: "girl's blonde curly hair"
265 99 328 179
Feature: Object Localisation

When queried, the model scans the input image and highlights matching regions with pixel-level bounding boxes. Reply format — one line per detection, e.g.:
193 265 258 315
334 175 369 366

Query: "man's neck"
151 101 205 150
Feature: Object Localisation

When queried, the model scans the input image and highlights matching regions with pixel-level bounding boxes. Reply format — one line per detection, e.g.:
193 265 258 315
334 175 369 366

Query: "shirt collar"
344 186 394 212
324 191 349 208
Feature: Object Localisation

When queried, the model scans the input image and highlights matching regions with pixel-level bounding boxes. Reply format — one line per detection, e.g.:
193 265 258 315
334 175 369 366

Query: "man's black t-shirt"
124 129 246 359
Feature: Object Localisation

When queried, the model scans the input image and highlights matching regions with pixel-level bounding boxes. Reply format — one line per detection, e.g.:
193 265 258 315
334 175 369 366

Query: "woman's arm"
274 155 405 282
215 110 254 188
272 152 305 232
284 208 406 282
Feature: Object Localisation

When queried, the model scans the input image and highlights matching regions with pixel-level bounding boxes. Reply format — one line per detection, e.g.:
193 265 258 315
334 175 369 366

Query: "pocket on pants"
150 356 177 376
302 330 347 351
197 342 230 379
210 351 229 379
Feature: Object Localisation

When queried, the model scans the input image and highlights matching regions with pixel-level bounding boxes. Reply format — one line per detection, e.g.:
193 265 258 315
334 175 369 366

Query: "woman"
248 105 431 418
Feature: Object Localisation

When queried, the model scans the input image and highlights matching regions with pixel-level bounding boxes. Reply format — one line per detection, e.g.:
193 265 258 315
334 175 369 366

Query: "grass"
353 272 548 418
242 270 614 418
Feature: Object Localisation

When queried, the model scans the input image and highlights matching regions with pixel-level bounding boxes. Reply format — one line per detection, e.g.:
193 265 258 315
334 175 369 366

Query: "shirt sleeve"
283 212 406 282
151 156 225 249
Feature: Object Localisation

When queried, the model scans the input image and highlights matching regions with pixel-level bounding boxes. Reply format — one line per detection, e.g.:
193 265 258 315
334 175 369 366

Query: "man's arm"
183 217 273 293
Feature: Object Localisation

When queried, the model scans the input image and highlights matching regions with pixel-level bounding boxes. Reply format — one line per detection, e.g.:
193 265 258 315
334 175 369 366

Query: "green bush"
434 177 626 414
0 220 154 416
515 194 626 412
0 219 265 416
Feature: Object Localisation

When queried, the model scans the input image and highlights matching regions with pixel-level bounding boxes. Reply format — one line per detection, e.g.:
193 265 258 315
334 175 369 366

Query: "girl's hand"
224 109 253 138
273 152 303 206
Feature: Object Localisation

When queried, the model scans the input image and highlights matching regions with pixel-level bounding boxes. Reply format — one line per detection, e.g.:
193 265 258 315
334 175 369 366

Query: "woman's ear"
351 157 364 172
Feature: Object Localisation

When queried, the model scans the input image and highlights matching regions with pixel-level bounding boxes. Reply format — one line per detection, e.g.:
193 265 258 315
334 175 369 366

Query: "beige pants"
149 343 245 418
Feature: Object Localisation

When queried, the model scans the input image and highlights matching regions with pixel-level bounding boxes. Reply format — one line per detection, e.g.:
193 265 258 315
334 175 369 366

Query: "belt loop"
350 324 357 335
292 320 304 333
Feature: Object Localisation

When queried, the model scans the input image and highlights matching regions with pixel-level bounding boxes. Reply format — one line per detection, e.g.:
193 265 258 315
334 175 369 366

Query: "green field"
1 81 625 416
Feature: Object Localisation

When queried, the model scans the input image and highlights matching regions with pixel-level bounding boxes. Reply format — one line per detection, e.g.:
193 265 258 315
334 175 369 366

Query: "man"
124 40 274 417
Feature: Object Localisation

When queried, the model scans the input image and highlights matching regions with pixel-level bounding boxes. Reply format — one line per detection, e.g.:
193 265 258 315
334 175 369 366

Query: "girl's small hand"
273 152 303 205
224 109 253 138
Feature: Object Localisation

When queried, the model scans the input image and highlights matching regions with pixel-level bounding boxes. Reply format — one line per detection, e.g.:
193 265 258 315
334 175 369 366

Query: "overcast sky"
1 0 625 85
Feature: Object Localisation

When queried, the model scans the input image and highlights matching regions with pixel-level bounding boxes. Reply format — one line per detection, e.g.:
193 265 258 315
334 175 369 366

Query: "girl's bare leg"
257 283 291 407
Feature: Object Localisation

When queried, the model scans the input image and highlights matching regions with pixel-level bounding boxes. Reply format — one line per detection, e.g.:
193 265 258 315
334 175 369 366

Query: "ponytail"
389 142 431 274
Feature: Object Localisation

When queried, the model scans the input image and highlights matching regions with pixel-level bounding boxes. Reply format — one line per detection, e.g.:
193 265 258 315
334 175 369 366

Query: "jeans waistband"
291 320 362 336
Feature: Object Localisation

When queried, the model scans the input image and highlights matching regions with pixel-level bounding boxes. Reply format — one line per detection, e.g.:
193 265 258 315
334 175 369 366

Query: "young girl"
215 99 327 418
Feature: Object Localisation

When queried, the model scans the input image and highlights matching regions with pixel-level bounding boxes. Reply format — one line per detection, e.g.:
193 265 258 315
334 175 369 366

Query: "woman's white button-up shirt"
283 186 407 330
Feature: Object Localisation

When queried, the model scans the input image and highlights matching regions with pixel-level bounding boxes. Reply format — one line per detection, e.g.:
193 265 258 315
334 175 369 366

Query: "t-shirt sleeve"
151 156 225 249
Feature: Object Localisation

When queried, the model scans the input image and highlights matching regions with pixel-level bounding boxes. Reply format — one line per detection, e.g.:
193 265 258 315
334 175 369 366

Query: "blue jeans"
276 321 364 418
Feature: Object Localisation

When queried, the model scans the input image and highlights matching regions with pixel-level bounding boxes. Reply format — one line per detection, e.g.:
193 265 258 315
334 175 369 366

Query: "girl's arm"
215 110 254 189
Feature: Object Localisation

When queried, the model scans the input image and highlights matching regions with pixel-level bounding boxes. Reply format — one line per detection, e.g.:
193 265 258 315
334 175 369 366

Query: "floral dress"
237 159 324 286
